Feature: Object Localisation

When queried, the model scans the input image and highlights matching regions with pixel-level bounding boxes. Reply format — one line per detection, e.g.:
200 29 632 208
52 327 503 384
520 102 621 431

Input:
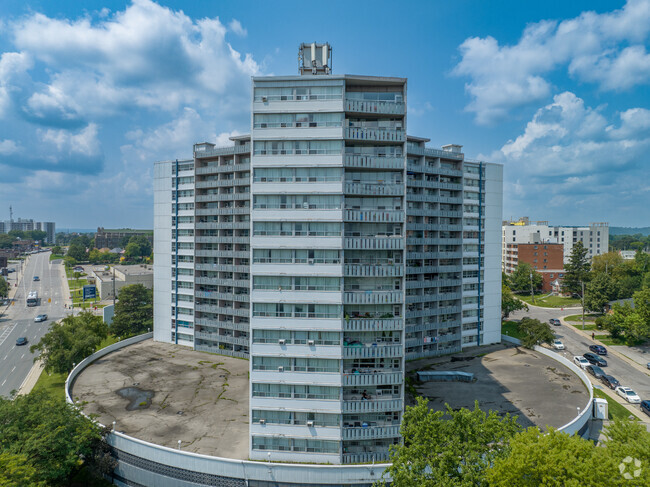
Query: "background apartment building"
95 227 154 249
502 218 608 268
0 216 55 244
154 43 503 464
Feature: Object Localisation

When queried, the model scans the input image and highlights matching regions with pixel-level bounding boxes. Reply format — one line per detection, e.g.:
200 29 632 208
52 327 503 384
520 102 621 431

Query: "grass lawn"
49 254 65 261
593 389 638 421
571 323 599 331
517 294 582 308
68 278 87 290
594 334 646 347
564 313 601 322
31 370 67 402
501 320 525 340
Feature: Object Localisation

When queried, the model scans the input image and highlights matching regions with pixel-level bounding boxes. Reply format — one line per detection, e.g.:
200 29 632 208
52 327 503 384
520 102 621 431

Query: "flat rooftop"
72 341 587 461
71 340 250 459
407 343 588 430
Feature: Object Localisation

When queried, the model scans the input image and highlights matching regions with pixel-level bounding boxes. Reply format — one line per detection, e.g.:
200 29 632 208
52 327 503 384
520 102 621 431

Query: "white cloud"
228 19 247 37
39 123 101 157
0 139 19 155
489 92 650 223
454 0 650 123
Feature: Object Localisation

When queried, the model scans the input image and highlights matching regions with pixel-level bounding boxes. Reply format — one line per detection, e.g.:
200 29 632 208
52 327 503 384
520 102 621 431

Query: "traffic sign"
83 285 97 301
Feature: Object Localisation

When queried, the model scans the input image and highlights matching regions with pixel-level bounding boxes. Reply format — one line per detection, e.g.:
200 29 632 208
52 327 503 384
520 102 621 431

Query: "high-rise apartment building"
154 43 503 464
0 217 56 244
502 218 608 269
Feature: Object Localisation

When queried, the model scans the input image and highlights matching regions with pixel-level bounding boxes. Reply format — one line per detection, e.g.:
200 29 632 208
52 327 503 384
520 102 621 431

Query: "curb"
17 359 45 396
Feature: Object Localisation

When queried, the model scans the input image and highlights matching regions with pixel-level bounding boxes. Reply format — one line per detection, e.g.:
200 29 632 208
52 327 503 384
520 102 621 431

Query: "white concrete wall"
483 163 503 345
153 161 173 344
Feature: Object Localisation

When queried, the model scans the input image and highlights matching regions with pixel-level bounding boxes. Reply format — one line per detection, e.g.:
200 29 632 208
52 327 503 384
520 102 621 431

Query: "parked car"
583 352 607 367
553 339 565 350
615 386 641 404
601 375 620 389
549 319 561 326
641 400 650 417
573 356 590 369
589 344 607 355
33 276 40 281
16 337 28 346
585 365 606 379
7 268 15 273
34 314 48 322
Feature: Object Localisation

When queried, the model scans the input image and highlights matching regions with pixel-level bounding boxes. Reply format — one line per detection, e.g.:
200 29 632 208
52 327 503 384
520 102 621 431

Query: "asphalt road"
0 251 66 398
510 305 650 411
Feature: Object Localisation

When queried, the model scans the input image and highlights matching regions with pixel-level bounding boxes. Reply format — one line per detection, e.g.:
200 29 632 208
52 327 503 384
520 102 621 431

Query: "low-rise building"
87 264 153 300
95 228 153 249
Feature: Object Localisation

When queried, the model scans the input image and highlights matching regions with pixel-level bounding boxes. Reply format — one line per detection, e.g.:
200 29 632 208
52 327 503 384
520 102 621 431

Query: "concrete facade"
153 43 503 465
88 264 153 300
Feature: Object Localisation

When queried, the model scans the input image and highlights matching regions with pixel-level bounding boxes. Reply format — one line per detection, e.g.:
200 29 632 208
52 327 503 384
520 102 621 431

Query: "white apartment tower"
153 43 503 464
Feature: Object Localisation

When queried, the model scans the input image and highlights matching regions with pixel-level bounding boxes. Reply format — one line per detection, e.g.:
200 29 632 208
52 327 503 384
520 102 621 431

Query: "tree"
584 272 618 313
0 390 105 485
502 281 528 319
518 317 555 349
0 234 16 249
591 252 624 275
124 235 152 260
66 242 87 261
51 245 62 255
0 452 42 486
28 230 47 242
111 284 153 337
509 263 543 294
30 311 108 374
562 241 590 296
379 398 521 486
0 276 7 298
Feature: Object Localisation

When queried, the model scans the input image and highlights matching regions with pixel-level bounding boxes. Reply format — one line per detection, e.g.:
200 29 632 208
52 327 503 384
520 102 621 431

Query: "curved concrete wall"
66 334 387 486
501 335 593 436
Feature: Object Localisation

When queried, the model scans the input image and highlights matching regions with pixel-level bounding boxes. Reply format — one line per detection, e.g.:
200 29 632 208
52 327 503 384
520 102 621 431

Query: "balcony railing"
343 345 403 359
344 209 404 223
195 304 249 317
344 127 405 142
193 344 249 359
194 331 249 346
344 182 404 196
195 162 250 175
343 318 402 332
344 154 404 170
342 371 403 386
344 236 404 250
342 425 401 440
342 451 390 464
344 263 403 277
345 98 405 115
342 398 402 413
343 290 402 305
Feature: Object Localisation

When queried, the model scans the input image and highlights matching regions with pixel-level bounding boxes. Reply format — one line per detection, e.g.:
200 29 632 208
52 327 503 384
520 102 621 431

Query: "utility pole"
113 266 116 307
581 280 585 331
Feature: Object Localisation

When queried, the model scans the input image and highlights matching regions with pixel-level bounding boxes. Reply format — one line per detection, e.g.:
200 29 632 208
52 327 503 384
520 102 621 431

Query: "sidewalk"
17 359 44 395
1 256 28 318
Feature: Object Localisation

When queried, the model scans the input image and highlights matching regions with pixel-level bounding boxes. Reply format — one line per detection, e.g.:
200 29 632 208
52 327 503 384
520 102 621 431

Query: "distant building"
619 250 637 260
502 218 608 268
95 227 153 249
0 217 56 244
504 242 564 293
87 264 153 300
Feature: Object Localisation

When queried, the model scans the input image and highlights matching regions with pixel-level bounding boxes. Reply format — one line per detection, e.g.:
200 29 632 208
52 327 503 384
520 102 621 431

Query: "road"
0 251 66 398
510 305 650 415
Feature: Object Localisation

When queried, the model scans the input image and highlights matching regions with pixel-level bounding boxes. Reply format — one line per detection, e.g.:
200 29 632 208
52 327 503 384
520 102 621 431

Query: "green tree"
0 390 105 485
111 284 153 337
502 281 528 319
518 317 555 349
0 452 43 487
562 241 591 296
27 230 47 242
30 311 108 374
591 252 624 275
0 276 7 298
379 398 521 487
124 235 152 260
51 245 62 255
584 272 618 313
0 234 16 249
509 263 543 293
66 242 87 261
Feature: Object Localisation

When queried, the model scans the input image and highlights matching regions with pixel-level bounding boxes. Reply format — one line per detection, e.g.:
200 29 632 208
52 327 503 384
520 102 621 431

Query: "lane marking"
1 380 5 387
21 353 25 359
10 366 15 373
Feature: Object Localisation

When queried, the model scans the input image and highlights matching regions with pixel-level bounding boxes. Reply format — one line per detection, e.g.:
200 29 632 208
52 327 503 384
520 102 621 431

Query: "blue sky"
0 0 649 228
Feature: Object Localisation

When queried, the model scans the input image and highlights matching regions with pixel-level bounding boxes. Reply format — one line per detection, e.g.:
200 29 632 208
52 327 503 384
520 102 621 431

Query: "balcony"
344 98 405 115
195 277 249 287
342 425 401 440
344 127 405 142
344 290 402 305
344 154 404 170
344 236 404 250
344 182 404 196
194 331 249 346
194 250 249 258
344 209 404 223
343 345 402 359
195 290 249 301
195 162 250 175
194 318 249 332
194 304 249 317
343 371 403 387
342 451 390 464
342 398 402 413
193 344 248 359
195 263 249 273
343 318 402 332
344 263 403 277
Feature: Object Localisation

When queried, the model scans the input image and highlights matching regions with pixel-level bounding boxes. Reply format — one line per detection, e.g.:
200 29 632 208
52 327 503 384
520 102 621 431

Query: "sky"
0 0 649 229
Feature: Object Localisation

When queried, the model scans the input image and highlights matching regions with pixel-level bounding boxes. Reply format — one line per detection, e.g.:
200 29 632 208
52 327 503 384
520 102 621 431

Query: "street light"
581 280 586 331
529 271 535 304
